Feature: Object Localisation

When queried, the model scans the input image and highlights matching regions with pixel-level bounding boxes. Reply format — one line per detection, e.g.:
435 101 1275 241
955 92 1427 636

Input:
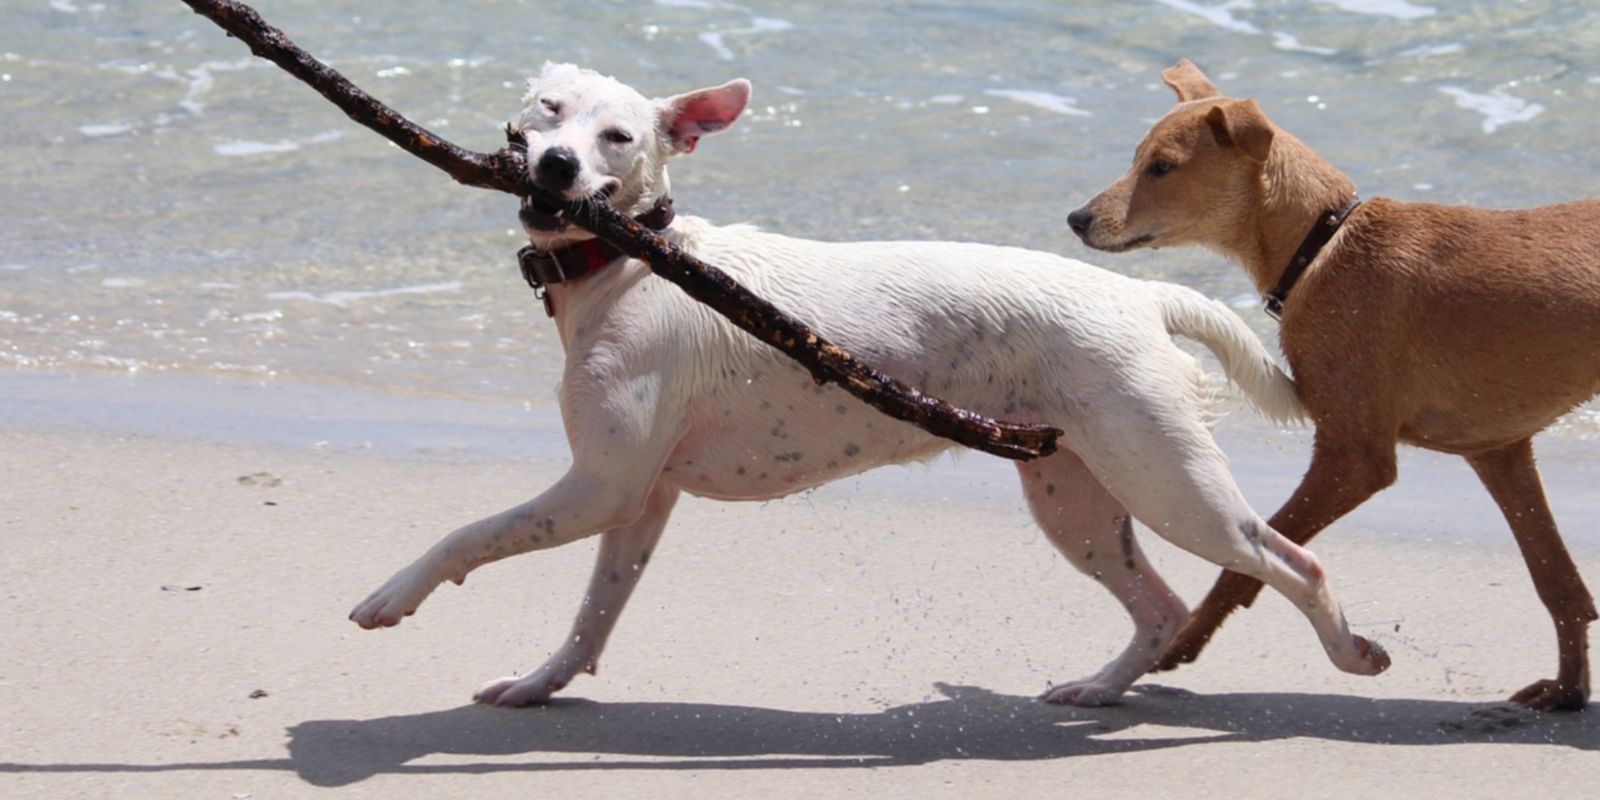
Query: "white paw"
473 648 595 706
474 672 568 707
1039 679 1126 707
348 564 439 629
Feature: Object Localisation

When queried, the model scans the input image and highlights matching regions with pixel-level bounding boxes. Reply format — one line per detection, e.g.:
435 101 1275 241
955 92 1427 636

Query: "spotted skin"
348 63 1386 707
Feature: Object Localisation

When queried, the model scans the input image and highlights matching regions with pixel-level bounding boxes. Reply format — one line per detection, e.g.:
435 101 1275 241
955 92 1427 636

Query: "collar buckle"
1263 291 1286 321
518 246 568 291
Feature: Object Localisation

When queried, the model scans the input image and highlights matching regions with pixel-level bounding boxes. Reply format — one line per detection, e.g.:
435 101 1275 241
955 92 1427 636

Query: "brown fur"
1068 59 1600 710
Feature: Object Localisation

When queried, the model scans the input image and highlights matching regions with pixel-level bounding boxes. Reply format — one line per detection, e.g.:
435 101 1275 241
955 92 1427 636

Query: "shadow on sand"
4 683 1596 786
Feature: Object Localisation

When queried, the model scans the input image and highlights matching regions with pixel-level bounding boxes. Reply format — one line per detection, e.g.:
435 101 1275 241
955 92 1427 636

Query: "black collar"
1264 197 1361 320
517 196 675 293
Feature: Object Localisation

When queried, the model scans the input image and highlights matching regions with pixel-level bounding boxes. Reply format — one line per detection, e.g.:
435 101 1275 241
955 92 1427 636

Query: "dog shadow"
283 683 1600 787
4 684 1594 786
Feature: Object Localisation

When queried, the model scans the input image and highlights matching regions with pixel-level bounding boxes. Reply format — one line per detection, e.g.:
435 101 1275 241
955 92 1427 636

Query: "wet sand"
2 372 1598 798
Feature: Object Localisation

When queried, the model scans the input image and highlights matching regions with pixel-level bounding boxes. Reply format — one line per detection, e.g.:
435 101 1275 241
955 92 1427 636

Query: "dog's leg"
350 358 688 631
1156 430 1398 672
1466 438 1597 711
1182 511 1390 678
347 464 662 630
475 483 680 706
1021 451 1189 706
1065 397 1390 684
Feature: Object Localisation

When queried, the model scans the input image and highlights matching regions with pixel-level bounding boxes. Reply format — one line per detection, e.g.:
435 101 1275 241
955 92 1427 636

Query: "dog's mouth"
1074 224 1157 252
1092 234 1156 253
519 196 570 234
518 184 621 239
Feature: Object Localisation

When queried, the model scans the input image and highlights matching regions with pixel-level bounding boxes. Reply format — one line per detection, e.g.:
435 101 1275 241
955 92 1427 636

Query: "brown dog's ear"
1205 99 1274 163
1162 59 1220 102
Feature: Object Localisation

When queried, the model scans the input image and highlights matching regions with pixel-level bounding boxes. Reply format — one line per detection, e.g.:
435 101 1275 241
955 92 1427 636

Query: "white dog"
349 63 1389 707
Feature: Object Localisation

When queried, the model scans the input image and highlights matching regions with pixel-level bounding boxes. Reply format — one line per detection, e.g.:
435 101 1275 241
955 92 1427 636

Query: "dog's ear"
1205 99 1274 163
1162 59 1220 103
658 79 752 155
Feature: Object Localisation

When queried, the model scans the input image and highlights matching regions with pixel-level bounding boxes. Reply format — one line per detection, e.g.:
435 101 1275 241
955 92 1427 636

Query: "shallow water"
3 0 1600 435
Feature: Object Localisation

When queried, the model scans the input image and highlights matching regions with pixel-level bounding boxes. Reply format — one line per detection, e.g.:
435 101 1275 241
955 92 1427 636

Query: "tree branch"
177 0 1061 461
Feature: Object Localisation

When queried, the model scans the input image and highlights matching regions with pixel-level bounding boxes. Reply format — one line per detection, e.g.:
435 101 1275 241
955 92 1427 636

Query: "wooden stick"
177 0 1062 461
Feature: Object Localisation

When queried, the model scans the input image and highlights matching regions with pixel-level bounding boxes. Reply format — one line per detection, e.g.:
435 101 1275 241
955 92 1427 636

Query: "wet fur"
349 63 1390 708
1069 59 1600 710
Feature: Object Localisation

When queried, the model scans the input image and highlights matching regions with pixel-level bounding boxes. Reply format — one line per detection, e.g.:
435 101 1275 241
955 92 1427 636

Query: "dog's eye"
540 97 561 115
602 129 634 145
1146 160 1175 178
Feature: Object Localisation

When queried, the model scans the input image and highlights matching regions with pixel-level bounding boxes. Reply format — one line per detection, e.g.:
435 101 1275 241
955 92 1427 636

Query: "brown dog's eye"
602 129 634 145
1146 160 1175 178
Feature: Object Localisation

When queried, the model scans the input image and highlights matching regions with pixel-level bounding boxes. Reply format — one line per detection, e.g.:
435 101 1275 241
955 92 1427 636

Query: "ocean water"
3 0 1600 440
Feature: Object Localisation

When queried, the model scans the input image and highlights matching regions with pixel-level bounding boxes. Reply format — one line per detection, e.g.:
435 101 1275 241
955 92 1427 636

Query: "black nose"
1066 207 1095 237
536 147 581 191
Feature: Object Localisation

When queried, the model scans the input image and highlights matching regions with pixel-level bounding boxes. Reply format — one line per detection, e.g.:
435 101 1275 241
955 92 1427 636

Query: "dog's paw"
1039 680 1125 708
1347 634 1392 676
348 565 439 629
1509 678 1589 711
474 674 567 707
474 646 600 707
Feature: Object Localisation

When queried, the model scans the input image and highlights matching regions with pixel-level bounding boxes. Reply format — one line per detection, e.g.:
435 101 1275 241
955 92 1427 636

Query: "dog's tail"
1155 284 1304 424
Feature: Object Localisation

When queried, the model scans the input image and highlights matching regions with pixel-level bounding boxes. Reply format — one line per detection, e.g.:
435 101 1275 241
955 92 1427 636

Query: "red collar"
517 197 675 293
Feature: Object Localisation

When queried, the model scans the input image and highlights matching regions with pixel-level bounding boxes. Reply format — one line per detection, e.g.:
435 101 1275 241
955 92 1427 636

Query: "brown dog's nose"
1067 207 1095 238
536 147 581 191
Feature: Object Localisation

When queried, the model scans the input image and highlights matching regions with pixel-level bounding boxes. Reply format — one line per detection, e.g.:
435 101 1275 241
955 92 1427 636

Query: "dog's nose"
536 147 581 191
1066 207 1095 238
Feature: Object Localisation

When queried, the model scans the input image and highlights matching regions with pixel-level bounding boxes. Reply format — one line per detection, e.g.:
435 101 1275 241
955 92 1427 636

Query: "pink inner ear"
667 82 749 153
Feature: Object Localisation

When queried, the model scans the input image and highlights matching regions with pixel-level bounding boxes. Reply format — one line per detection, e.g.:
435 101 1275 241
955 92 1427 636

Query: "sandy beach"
7 1 1600 796
2 372 1598 799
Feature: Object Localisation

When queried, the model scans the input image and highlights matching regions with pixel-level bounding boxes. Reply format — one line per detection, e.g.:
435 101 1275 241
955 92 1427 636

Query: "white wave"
1152 0 1262 35
1398 42 1464 58
213 129 343 157
51 0 109 13
266 281 462 309
1438 86 1544 134
1321 0 1435 20
150 58 250 117
699 16 793 60
79 123 134 137
657 0 738 8
214 140 300 156
176 67 212 115
1272 31 1337 55
1154 0 1350 57
982 89 1091 117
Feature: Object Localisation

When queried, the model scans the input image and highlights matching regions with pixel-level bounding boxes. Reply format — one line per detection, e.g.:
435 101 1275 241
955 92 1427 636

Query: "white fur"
349 63 1387 707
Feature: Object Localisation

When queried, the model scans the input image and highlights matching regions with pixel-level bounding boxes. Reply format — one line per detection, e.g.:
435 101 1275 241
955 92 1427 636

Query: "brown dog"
1067 59 1600 711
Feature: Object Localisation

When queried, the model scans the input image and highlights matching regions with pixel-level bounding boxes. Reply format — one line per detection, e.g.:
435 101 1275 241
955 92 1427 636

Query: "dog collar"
1264 196 1361 320
517 196 676 295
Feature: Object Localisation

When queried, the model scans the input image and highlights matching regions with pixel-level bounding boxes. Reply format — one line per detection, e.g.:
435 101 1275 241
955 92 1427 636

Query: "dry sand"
2 377 1598 798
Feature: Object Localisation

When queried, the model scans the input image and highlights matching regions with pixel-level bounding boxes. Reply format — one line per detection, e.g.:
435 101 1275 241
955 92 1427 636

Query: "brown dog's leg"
1154 431 1399 671
1465 438 1597 711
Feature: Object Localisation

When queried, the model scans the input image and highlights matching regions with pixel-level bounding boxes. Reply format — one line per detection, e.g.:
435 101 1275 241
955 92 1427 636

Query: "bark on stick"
178 0 1062 460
